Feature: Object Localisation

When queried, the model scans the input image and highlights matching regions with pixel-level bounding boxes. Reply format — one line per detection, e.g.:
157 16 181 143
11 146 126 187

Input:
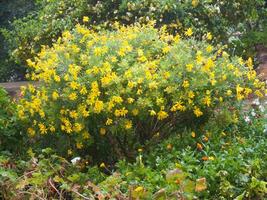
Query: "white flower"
251 109 256 116
259 105 265 113
71 157 81 164
252 98 260 105
244 116 251 123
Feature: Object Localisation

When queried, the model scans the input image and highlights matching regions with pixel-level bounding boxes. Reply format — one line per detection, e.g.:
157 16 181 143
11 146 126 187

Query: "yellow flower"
157 110 168 120
83 16 89 23
82 131 90 139
185 28 193 37
68 92 77 101
149 110 156 116
148 81 158 90
114 107 128 117
111 56 117 63
100 128 106 135
76 142 83 149
38 123 47 134
134 186 144 193
27 128 36 137
94 100 104 113
73 123 83 132
68 149 73 155
127 98 135 104
125 120 132 129
106 118 113 125
49 125 56 132
192 0 199 7
246 57 253 70
171 101 186 112
226 90 232 96
132 109 139 116
206 45 213 53
100 162 106 168
69 110 78 119
182 80 190 88
80 86 87 95
208 156 215 161
188 91 195 99
203 96 211 107
193 107 203 117
166 144 172 150
52 91 59 100
70 81 79 90
162 46 171 54
206 32 213 40
186 64 193 72
255 90 263 97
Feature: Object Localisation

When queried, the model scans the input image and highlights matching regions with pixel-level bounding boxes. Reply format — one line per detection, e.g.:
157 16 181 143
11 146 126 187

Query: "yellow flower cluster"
19 23 266 149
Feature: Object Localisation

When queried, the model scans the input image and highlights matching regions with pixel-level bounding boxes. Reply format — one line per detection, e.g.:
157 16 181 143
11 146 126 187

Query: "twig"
71 189 92 200
48 177 62 200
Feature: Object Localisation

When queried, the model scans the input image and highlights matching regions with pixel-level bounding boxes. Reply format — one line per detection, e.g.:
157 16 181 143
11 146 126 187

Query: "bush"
1 0 267 80
0 87 23 153
0 0 35 81
18 24 266 163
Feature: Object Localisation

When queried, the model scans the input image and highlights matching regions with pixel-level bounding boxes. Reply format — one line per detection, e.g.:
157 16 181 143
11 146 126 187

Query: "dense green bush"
0 87 23 153
0 0 35 81
1 0 266 80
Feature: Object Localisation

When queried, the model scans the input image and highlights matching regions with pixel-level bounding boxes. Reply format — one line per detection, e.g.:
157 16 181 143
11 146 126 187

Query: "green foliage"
0 87 23 152
0 0 35 81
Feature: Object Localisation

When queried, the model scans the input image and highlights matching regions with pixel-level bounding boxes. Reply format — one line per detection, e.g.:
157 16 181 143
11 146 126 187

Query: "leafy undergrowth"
0 116 266 199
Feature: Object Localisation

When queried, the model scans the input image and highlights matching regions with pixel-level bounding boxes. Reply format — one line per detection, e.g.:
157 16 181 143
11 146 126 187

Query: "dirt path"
0 81 39 98
256 44 267 81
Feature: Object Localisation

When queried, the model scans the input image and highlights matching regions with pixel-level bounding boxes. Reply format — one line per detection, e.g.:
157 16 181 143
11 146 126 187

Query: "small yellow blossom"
186 64 193 72
194 107 203 117
83 16 89 23
206 45 213 53
68 92 77 101
185 28 193 37
157 110 168 120
125 120 132 129
100 128 106 135
192 0 199 7
182 80 190 88
106 118 113 125
206 32 213 40
52 91 59 100
27 128 36 137
100 162 106 168
134 186 144 193
76 142 83 149
132 109 139 116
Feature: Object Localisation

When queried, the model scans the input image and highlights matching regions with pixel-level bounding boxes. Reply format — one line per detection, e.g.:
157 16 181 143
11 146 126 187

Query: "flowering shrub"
18 23 266 160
